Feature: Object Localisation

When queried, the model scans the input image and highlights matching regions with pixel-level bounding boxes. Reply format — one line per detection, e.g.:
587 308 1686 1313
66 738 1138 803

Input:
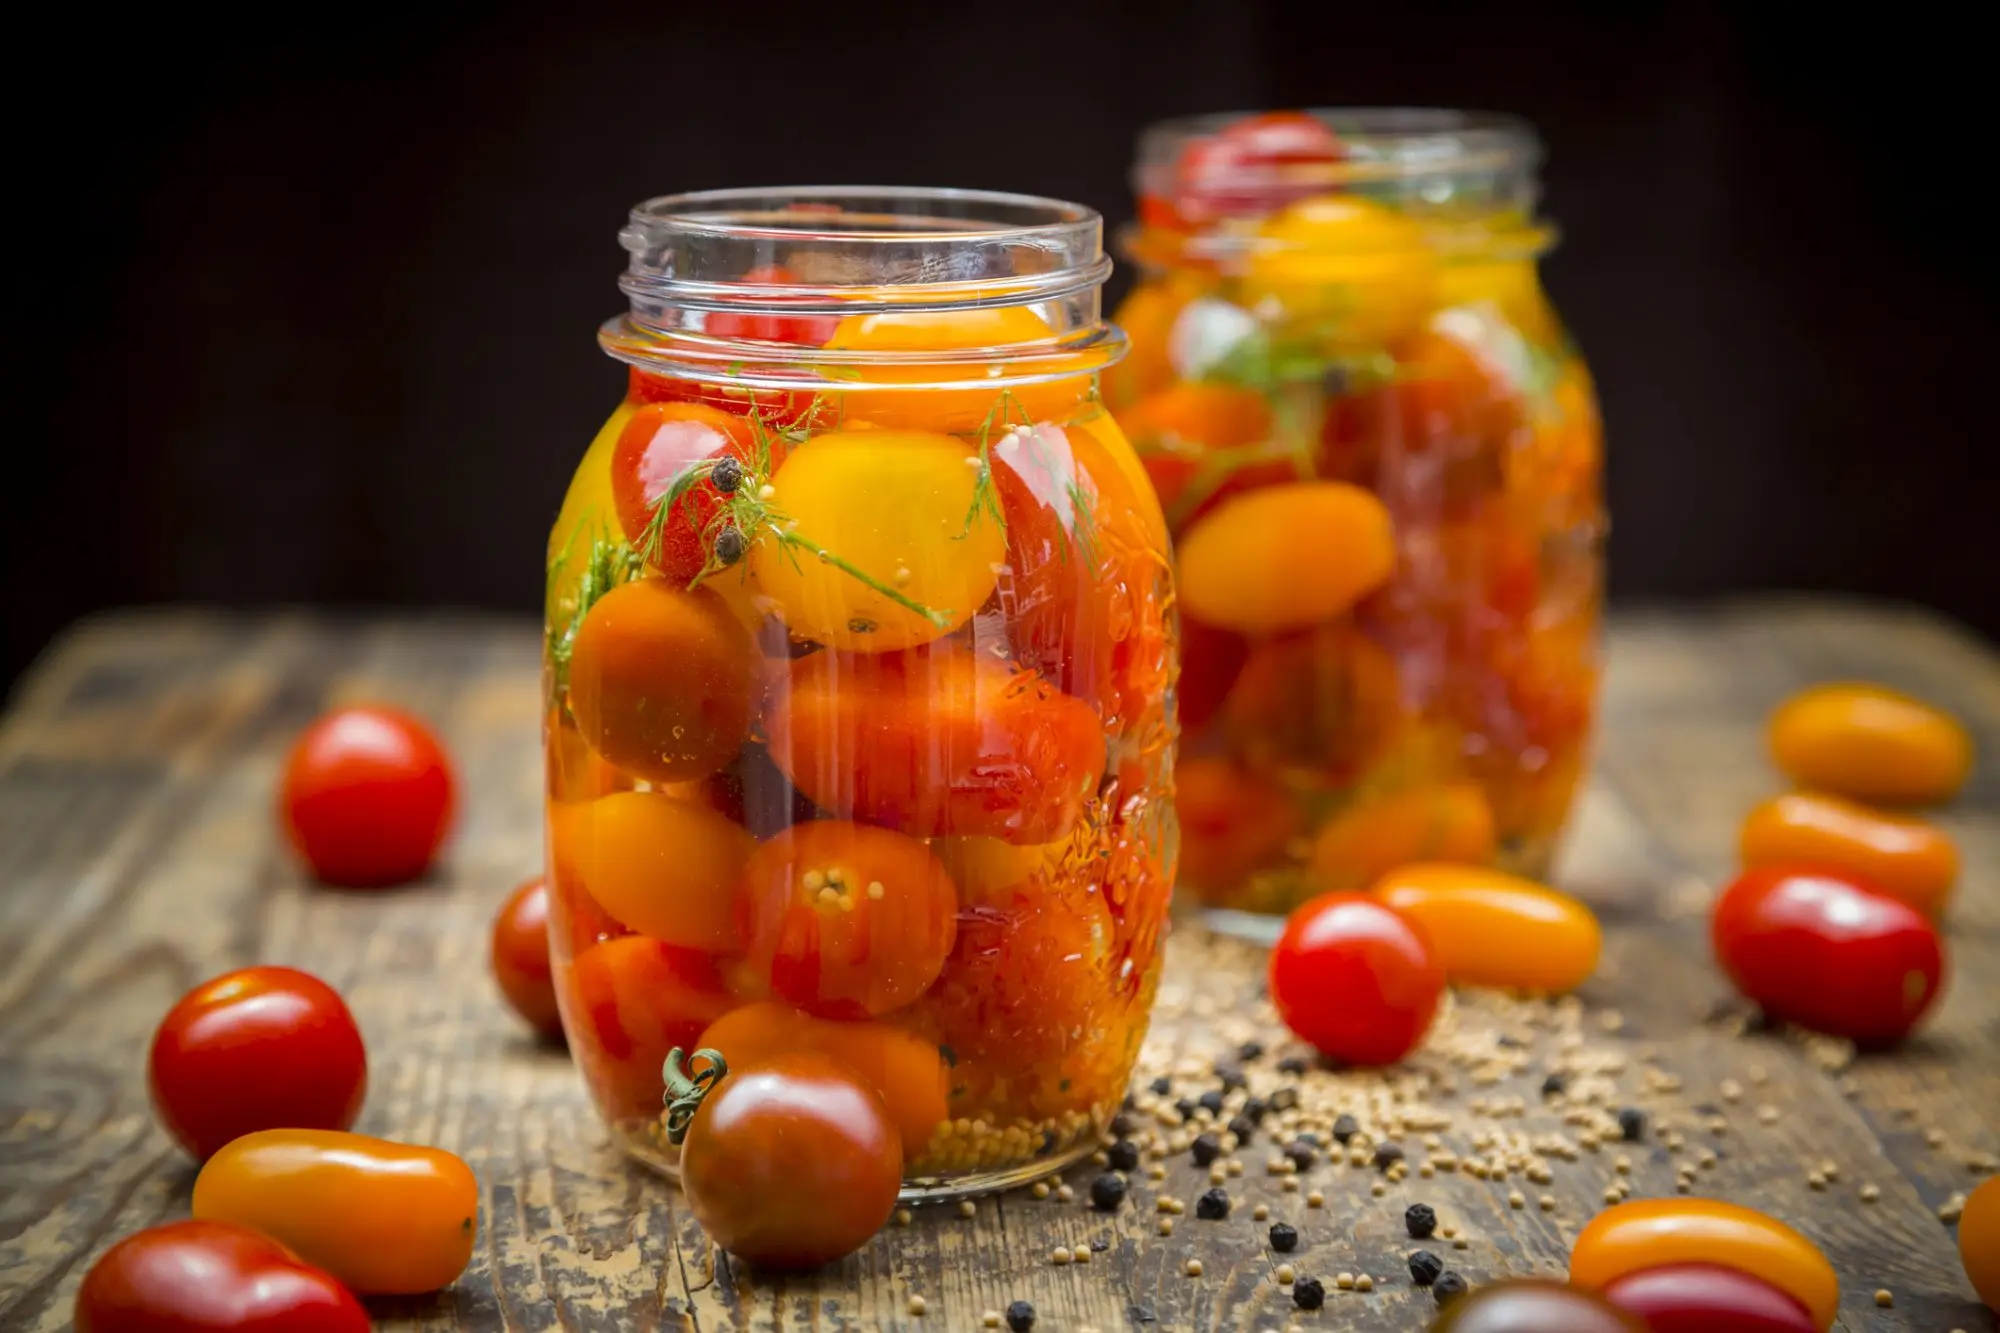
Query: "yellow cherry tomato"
1308 783 1496 892
1176 482 1395 633
1962 1174 2000 1310
1370 863 1600 993
1738 790 1957 916
1768 683 1972 806
548 791 754 951
748 429 1004 651
1240 194 1439 347
823 306 1089 432
1569 1197 1839 1331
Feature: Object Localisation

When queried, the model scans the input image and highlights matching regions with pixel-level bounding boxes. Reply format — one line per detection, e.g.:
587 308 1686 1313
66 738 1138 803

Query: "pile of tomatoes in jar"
1109 111 1604 917
541 281 1178 1188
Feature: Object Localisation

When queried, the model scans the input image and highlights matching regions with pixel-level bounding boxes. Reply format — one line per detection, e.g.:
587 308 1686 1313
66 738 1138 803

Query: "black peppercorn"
712 525 747 566
1618 1107 1647 1142
1408 1249 1444 1286
1373 1142 1406 1171
1006 1300 1036 1332
1268 1222 1299 1252
1238 1040 1265 1061
1190 1133 1222 1167
1109 1110 1137 1139
1541 1072 1567 1097
1150 1076 1172 1096
1197 1089 1225 1116
1242 1095 1268 1125
1433 1271 1470 1305
1090 1172 1127 1211
1107 1139 1140 1172
1195 1187 1231 1220
1284 1141 1316 1172
1294 1131 1321 1149
1214 1064 1247 1092
1331 1114 1359 1144
1227 1114 1256 1144
1405 1203 1438 1239
1292 1276 1326 1310
708 456 745 493
1270 1086 1300 1111
1175 1097 1198 1120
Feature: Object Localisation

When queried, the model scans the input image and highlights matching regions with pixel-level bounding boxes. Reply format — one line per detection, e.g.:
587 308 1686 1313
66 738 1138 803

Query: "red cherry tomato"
1711 866 1945 1046
75 1219 369 1333
1268 893 1442 1065
560 935 734 1123
1172 111 1347 222
628 366 825 433
1601 1263 1818 1333
677 1052 902 1269
279 705 455 888
608 402 775 585
703 264 841 346
491 877 563 1040
148 966 367 1161
1428 1279 1645 1332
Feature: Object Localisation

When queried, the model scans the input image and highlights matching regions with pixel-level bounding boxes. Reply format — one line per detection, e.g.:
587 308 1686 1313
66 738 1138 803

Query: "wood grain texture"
0 600 1994 1332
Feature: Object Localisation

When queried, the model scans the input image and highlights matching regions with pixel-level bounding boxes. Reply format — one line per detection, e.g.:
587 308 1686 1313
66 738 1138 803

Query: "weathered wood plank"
0 602 1994 1332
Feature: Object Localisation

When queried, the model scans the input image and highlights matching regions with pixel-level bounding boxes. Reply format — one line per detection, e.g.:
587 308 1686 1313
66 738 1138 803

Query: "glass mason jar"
1110 110 1604 935
543 188 1179 1199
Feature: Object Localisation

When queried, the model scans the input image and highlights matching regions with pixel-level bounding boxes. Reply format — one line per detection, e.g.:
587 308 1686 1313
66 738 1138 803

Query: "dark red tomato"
491 877 563 1041
609 402 774 585
679 1052 902 1269
1268 893 1443 1066
1176 612 1249 734
148 966 368 1161
1602 1264 1818 1333
1711 866 1944 1047
704 264 841 346
280 706 455 888
1429 1279 1645 1332
76 1219 370 1333
1172 111 1346 222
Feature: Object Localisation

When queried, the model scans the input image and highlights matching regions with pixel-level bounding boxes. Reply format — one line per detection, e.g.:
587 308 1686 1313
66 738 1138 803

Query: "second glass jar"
1110 110 1604 932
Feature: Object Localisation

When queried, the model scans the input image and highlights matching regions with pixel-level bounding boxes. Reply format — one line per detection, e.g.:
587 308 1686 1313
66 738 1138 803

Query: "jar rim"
1133 108 1543 192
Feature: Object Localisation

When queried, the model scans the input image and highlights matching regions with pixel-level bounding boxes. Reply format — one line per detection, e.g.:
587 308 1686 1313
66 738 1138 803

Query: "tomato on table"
1169 111 1346 223
673 1051 901 1269
1371 863 1600 993
768 647 1105 845
1767 682 1972 806
192 1128 477 1295
490 877 564 1040
1268 893 1443 1065
820 305 1087 432
1963 1174 2000 1309
561 935 735 1122
1738 790 1958 916
148 966 366 1161
566 578 756 784
737 820 959 1019
1568 1197 1839 1331
1222 620 1403 780
75 1219 369 1333
1174 757 1302 895
547 791 753 951
609 402 773 585
1177 483 1396 634
1601 1263 1818 1333
1427 1280 1645 1332
280 705 455 887
1710 866 1944 1046
1308 784 1496 892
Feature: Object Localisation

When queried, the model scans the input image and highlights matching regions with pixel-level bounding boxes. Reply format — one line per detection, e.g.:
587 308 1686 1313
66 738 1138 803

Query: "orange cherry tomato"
1175 757 1303 896
546 704 626 802
768 647 1105 845
1371 863 1601 993
280 705 456 888
1768 683 1972 806
677 1052 901 1269
737 820 959 1019
1738 791 1957 916
1962 1174 2000 1309
1222 621 1403 781
822 305 1087 432
1309 784 1496 892
697 1001 947 1160
547 791 753 951
567 578 756 784
561 935 734 1122
191 1128 478 1296
491 876 564 1040
1177 483 1396 633
1568 1198 1839 1331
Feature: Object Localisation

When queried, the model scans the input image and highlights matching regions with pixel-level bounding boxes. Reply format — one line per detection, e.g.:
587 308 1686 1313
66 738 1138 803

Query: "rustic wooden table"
0 602 1994 1332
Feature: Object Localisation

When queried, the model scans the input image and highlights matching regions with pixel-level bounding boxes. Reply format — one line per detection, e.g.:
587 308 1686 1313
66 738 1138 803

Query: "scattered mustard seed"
1185 1259 1204 1278
907 1295 927 1318
1874 1289 1893 1308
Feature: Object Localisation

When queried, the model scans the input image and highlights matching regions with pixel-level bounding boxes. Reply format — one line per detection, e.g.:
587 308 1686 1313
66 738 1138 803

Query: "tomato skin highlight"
1568 1198 1840 1331
280 705 455 887
1962 1175 2000 1310
491 877 564 1040
192 1129 478 1296
148 966 367 1162
1601 1263 1819 1333
1738 790 1957 916
1426 1279 1644 1332
75 1219 371 1333
679 1053 902 1269
1268 893 1442 1066
1767 682 1972 806
1370 863 1601 993
1710 866 1945 1047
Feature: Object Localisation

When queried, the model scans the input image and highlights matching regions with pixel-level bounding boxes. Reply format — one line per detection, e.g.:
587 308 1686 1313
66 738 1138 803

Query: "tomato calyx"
663 1045 730 1144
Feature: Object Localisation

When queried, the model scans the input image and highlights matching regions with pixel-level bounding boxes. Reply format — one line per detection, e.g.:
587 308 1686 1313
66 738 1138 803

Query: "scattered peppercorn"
1269 1222 1299 1252
1196 1187 1231 1220
1332 1114 1359 1144
1228 1114 1257 1143
1374 1142 1406 1171
1284 1141 1317 1172
1090 1173 1127 1211
1242 1096 1269 1125
1175 1097 1198 1120
1270 1085 1301 1110
1006 1300 1036 1332
1433 1272 1470 1306
1619 1107 1647 1142
1292 1276 1326 1310
1089 1237 1110 1253
1109 1111 1137 1139
1294 1131 1321 1148
1406 1203 1438 1239
1215 1065 1247 1093
1238 1040 1265 1061
1409 1250 1444 1286
1277 1054 1310 1075
1107 1140 1140 1172
1150 1076 1172 1096
1197 1090 1226 1116
712 525 748 566
1191 1133 1222 1167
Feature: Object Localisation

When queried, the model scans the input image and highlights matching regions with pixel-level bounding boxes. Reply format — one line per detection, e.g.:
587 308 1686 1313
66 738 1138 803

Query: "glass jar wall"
1110 111 1604 935
544 188 1179 1199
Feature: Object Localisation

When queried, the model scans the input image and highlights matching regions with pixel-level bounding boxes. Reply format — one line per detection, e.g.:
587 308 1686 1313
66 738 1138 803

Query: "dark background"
8 2 1992 690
